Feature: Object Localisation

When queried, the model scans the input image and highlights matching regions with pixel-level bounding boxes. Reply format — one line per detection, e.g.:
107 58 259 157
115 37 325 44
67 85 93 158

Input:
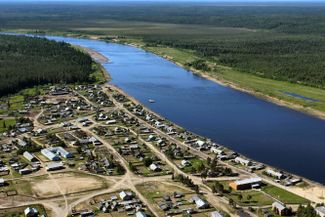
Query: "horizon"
1 0 325 2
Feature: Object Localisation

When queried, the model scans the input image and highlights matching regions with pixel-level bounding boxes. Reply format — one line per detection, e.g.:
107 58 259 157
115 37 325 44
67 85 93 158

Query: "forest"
0 34 93 96
1 2 325 88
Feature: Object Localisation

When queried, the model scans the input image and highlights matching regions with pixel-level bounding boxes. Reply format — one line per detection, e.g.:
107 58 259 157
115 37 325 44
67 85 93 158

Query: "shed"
24 207 38 217
136 211 147 217
315 206 325 217
23 151 38 162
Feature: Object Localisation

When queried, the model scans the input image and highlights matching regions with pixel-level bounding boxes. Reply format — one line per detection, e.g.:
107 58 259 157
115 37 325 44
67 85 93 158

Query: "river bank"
119 40 325 121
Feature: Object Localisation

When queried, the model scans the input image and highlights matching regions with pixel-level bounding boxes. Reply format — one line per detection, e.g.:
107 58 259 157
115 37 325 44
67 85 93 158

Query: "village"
0 81 324 217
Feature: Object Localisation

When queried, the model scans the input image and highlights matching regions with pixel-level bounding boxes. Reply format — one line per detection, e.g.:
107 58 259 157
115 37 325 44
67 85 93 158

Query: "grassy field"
262 185 309 204
0 119 16 133
227 190 274 207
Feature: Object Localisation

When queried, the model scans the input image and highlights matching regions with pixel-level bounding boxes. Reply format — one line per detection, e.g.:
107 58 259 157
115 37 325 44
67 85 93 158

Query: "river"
45 36 325 184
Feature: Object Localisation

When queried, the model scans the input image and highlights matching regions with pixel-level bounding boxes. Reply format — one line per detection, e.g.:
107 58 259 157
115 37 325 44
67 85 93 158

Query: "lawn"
0 119 16 133
262 185 309 204
8 95 24 111
182 158 206 173
227 190 274 207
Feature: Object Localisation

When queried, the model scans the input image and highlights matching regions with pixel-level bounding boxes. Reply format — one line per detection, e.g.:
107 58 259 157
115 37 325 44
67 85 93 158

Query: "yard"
262 185 309 204
0 119 16 133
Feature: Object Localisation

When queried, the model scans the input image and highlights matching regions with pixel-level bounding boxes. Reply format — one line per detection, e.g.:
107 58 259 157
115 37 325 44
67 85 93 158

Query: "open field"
30 172 109 198
262 185 309 204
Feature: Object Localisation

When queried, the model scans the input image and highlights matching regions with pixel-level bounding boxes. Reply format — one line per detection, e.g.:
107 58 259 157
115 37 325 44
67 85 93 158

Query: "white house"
119 190 133 201
316 206 325 217
234 157 252 166
136 211 147 217
0 178 5 187
190 195 209 209
24 207 38 217
211 211 223 217
149 163 161 172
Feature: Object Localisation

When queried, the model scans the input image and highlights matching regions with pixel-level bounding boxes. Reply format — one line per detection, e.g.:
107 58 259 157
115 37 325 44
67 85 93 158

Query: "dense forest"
0 35 93 96
1 2 325 88
143 33 325 88
2 2 325 34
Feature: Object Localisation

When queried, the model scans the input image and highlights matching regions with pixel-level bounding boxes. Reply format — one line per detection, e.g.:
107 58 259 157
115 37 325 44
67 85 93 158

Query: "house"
229 177 262 190
189 195 209 209
195 140 207 150
136 211 147 217
316 206 325 217
49 147 73 159
106 120 117 125
210 147 224 155
211 211 224 217
149 163 161 172
234 157 252 166
266 169 284 179
119 191 134 201
24 207 38 217
80 210 94 217
0 178 5 187
41 149 60 161
23 151 38 162
272 202 290 216
181 160 191 167
46 162 64 171
17 139 28 148
19 168 33 175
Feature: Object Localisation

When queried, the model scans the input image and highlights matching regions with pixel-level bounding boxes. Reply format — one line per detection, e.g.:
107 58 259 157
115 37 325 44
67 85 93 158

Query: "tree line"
0 35 94 96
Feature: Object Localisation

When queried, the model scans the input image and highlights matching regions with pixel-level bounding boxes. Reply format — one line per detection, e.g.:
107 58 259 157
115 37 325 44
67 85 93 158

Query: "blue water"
281 91 320 102
45 36 325 184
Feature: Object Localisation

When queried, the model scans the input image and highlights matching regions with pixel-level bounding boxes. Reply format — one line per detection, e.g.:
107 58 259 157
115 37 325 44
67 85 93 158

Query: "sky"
1 0 325 2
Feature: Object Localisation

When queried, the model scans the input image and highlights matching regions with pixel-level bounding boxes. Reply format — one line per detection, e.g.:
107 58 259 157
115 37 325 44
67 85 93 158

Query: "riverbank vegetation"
0 34 94 96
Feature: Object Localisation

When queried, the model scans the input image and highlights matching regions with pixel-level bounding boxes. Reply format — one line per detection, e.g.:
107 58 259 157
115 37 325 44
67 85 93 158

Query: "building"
46 162 64 171
49 147 73 159
41 149 60 161
0 178 5 187
234 157 252 166
23 151 38 162
119 191 133 201
17 139 28 148
149 163 161 172
272 202 290 216
266 169 284 179
211 211 224 217
80 211 94 217
210 147 224 155
19 168 33 175
181 160 191 167
316 206 325 217
229 177 262 190
24 207 38 217
190 195 209 209
136 211 147 217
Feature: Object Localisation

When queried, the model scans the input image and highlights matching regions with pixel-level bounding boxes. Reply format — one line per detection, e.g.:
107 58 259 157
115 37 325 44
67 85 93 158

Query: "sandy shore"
82 47 109 64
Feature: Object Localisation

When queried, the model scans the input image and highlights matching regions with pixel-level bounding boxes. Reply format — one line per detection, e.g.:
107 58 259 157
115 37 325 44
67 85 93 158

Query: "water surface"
47 36 325 184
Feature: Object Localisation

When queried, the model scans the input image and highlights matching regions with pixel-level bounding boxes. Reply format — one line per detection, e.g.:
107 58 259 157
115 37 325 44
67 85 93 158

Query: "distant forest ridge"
2 3 325 34
0 35 93 96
